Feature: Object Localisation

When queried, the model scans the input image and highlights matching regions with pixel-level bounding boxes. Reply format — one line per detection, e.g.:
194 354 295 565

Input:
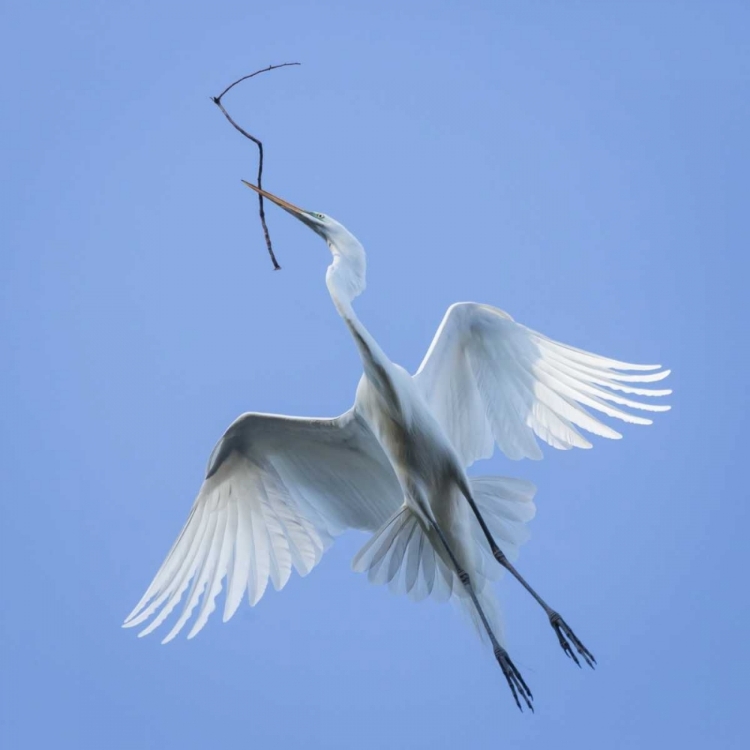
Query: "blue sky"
2 1 749 748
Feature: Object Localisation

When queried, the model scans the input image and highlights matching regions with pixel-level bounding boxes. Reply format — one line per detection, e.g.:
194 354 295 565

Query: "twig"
212 63 301 270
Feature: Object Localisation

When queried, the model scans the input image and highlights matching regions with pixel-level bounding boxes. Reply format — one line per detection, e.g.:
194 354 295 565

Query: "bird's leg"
458 482 596 669
429 521 534 712
496 549 595 669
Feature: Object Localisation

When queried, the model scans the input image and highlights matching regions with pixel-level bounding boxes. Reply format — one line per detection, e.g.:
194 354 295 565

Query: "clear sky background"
2 1 749 748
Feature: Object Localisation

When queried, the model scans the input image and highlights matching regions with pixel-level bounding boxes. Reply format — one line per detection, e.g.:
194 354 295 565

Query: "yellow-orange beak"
241 180 319 230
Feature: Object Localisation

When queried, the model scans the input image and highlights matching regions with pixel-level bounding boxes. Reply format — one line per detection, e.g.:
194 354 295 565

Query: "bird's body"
351 343 485 616
125 183 670 709
353 340 464 527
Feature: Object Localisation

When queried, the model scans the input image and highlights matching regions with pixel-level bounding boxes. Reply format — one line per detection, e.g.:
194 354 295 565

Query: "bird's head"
242 180 366 308
242 180 346 244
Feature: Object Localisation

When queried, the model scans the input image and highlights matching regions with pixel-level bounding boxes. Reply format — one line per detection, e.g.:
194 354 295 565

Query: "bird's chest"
355 373 455 484
356 376 410 462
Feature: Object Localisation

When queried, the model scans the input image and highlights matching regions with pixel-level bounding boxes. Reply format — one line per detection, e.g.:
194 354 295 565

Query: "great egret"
124 183 670 710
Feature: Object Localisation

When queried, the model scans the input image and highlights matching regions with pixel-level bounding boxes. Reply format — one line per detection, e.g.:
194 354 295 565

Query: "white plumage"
125 183 669 709
124 411 402 642
415 302 670 464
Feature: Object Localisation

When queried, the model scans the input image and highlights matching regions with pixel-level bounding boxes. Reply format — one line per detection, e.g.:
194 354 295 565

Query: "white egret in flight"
124 183 670 710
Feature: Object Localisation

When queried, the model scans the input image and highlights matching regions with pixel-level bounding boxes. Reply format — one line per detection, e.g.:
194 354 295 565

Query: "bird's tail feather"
352 475 535 646
468 475 537 580
351 505 457 603
351 503 508 644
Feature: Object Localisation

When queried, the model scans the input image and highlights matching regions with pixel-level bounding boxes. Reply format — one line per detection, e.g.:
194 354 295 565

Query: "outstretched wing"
414 303 671 466
124 410 402 642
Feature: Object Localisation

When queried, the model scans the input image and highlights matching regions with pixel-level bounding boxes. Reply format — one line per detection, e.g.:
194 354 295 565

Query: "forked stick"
212 63 301 270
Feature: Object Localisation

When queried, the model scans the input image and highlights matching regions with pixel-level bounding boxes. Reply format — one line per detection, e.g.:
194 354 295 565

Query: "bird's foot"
493 645 534 712
549 611 596 669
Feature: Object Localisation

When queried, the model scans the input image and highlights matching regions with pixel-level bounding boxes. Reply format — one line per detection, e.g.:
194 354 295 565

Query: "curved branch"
212 63 301 270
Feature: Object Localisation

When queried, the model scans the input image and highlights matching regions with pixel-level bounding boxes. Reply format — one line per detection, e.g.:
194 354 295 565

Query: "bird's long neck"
325 237 397 404
336 295 389 372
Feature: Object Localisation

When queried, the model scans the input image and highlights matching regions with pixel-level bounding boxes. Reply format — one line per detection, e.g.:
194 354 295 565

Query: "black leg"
458 481 596 669
430 521 534 712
